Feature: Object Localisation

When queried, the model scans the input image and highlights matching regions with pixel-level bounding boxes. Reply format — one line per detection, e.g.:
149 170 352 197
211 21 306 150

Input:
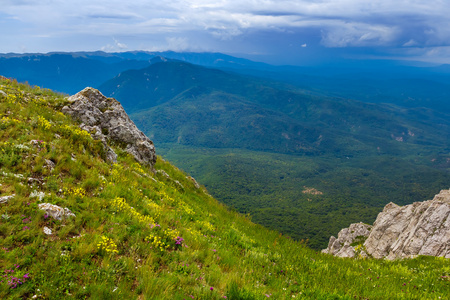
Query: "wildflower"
210 287 214 291
175 236 184 245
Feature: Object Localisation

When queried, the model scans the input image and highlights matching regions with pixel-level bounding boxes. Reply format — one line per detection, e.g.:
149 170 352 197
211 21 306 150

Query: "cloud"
403 39 419 47
101 38 128 52
320 21 399 47
1 0 450 63
165 37 190 51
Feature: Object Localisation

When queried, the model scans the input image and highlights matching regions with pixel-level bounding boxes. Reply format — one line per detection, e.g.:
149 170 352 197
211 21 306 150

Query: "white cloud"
166 37 190 51
320 21 398 47
101 38 128 52
403 39 418 47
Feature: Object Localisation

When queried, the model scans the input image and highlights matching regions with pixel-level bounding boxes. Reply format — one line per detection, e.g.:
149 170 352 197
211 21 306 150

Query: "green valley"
98 61 450 249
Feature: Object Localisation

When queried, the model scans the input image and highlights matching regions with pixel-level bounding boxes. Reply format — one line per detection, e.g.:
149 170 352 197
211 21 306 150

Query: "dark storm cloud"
1 0 449 63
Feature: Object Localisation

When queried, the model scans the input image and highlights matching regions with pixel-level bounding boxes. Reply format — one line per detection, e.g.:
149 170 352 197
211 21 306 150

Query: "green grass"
0 77 449 299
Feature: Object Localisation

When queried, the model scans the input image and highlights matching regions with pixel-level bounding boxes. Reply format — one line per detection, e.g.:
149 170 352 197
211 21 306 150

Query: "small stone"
174 180 184 189
45 159 55 170
43 226 52 235
187 176 200 189
0 194 15 204
28 177 42 185
157 170 170 178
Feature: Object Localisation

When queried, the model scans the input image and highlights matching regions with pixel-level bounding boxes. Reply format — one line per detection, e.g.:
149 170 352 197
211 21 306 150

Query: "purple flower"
23 273 29 279
175 236 184 245
210 287 214 291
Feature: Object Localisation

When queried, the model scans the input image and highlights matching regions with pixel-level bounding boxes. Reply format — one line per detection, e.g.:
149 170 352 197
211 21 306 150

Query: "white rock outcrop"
323 189 450 259
322 222 372 258
38 203 76 221
62 87 156 167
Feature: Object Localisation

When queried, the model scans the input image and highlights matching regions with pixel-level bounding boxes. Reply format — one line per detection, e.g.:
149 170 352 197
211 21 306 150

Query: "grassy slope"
0 78 449 299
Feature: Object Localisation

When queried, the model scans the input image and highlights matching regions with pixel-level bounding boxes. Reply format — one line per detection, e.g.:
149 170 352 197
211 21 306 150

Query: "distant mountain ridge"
2 50 449 111
0 53 151 94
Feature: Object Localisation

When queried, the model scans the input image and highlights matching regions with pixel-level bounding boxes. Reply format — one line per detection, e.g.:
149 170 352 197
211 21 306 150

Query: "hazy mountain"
2 50 449 112
0 53 151 94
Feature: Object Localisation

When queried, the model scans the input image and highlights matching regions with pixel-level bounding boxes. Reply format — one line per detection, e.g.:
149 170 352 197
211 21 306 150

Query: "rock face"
322 222 372 258
323 189 450 259
62 87 156 167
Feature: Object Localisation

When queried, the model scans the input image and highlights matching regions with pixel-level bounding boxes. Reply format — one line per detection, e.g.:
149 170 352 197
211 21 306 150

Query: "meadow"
0 77 449 299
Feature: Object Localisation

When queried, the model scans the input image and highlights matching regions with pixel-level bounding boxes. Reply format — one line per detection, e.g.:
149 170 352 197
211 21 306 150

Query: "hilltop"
0 77 449 299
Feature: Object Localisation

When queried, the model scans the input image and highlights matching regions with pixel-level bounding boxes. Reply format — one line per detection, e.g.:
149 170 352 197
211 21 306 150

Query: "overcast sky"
1 0 450 65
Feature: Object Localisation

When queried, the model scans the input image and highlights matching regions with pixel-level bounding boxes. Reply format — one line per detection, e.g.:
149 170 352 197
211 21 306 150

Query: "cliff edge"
323 189 450 259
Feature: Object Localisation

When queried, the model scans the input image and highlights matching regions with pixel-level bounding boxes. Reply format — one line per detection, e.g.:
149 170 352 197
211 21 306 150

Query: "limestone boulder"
323 189 450 260
322 222 372 258
62 87 156 167
364 189 450 259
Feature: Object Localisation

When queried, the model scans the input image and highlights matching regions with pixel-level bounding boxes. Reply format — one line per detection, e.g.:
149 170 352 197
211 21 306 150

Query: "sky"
1 0 450 65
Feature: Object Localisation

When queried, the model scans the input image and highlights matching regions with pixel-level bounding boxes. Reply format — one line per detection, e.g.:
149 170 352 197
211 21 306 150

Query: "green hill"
98 61 450 249
1 77 449 299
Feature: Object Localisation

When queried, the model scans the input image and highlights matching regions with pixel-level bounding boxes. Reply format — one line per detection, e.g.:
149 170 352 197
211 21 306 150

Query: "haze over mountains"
1 51 449 248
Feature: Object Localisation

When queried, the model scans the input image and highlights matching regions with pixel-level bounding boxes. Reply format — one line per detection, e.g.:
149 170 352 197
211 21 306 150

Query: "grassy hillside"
1 77 449 299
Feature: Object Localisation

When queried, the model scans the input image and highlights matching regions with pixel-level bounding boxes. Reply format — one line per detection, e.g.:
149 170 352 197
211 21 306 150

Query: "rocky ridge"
323 189 450 259
62 87 156 167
